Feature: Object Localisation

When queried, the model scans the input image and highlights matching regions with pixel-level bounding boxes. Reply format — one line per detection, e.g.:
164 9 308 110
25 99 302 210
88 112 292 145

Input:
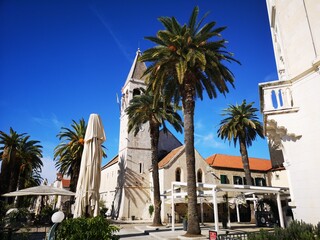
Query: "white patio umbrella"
2 185 75 197
73 113 106 218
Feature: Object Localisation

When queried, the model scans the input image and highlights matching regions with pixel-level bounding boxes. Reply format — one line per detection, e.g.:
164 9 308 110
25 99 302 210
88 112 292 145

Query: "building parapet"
259 80 299 115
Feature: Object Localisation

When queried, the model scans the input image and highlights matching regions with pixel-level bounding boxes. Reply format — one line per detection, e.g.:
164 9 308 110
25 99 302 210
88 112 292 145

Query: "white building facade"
259 0 320 225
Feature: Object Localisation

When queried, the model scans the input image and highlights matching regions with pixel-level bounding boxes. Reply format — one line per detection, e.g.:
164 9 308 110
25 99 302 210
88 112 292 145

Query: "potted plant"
148 205 154 218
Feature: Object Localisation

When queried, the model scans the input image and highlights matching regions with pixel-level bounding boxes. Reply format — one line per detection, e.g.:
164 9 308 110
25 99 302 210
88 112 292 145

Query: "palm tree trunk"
239 137 255 223
239 138 252 185
182 83 201 236
9 158 21 193
0 158 10 195
150 122 162 226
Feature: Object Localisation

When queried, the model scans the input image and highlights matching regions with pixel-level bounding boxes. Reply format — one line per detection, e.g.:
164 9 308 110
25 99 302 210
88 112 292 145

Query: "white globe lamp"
51 211 65 223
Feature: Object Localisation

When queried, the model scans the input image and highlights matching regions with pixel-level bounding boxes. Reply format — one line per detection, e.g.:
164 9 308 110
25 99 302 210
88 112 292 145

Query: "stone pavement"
114 221 270 239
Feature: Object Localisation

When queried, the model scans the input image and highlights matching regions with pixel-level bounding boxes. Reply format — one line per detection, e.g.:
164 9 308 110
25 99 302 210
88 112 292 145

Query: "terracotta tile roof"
61 179 70 188
158 146 184 169
206 154 271 171
101 155 119 170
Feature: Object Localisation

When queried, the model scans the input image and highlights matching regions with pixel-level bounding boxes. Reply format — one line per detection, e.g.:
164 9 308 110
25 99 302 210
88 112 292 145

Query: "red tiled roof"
61 179 70 188
101 155 119 170
158 146 184 169
206 154 271 171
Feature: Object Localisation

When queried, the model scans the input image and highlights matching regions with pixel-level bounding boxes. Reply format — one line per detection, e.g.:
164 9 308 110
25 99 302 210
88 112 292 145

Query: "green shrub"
248 220 320 240
248 229 274 240
55 215 119 240
3 208 29 229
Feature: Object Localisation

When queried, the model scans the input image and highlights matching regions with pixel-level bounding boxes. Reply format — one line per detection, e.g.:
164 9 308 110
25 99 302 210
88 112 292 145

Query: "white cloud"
194 120 204 131
41 156 57 184
89 4 131 62
32 113 64 130
194 133 225 149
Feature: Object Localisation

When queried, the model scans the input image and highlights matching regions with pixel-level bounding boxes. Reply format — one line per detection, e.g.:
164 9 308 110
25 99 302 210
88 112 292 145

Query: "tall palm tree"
54 119 107 193
126 88 183 226
0 128 26 196
54 119 87 193
217 100 264 185
140 6 239 235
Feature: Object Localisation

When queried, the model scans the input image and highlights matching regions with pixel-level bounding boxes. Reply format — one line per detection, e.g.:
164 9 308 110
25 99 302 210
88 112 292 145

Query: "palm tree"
16 136 43 190
0 129 43 206
140 6 239 235
217 100 264 185
54 119 107 193
0 128 26 196
54 119 87 193
126 88 183 226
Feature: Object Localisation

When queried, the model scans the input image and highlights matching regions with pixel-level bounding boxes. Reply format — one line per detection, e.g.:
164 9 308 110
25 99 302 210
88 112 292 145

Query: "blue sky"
0 0 277 183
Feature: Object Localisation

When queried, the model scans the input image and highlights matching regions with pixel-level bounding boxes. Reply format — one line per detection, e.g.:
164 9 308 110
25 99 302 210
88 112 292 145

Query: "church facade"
99 49 276 222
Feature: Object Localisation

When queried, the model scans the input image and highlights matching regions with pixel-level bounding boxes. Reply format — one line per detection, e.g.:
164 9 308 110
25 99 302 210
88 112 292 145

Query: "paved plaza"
115 221 271 239
14 220 272 239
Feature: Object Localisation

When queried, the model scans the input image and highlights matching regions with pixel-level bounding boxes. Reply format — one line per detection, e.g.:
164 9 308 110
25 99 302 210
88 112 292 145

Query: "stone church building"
99 49 274 222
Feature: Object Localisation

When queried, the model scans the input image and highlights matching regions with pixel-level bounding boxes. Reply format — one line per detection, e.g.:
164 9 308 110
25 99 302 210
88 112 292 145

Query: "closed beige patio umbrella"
73 113 106 218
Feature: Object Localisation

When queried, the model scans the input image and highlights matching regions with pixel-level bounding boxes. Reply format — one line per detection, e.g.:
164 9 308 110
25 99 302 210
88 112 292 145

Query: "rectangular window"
233 176 243 185
220 175 229 184
255 178 266 186
139 163 143 174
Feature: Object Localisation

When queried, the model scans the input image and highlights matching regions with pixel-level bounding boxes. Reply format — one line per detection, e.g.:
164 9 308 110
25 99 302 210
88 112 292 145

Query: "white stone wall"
266 0 320 81
268 169 289 188
267 72 320 224
263 0 320 225
100 162 119 210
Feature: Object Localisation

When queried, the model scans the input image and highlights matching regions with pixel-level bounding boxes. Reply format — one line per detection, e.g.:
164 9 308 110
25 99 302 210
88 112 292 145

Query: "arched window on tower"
175 168 181 182
197 169 203 183
133 88 141 97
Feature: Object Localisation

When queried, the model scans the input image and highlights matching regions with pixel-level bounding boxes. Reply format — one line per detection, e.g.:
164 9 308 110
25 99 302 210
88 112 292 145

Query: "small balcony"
259 80 299 115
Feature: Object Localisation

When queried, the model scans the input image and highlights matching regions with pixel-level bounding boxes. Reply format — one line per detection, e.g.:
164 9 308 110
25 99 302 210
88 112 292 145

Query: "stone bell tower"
114 49 153 220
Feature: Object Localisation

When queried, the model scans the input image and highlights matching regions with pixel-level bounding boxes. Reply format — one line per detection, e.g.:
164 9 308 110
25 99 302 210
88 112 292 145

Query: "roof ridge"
158 145 185 169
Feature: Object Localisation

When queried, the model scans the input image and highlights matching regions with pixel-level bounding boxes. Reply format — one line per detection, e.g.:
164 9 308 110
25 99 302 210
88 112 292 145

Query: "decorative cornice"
266 119 302 149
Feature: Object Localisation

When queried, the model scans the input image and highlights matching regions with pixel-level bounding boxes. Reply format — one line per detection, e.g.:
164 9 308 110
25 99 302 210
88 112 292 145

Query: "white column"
236 202 240 223
212 188 219 232
227 201 231 228
171 183 175 231
276 193 285 228
200 198 204 225
264 89 274 111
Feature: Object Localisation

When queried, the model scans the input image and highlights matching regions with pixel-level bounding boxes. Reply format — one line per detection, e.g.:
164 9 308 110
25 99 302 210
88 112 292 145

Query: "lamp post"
48 211 65 240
